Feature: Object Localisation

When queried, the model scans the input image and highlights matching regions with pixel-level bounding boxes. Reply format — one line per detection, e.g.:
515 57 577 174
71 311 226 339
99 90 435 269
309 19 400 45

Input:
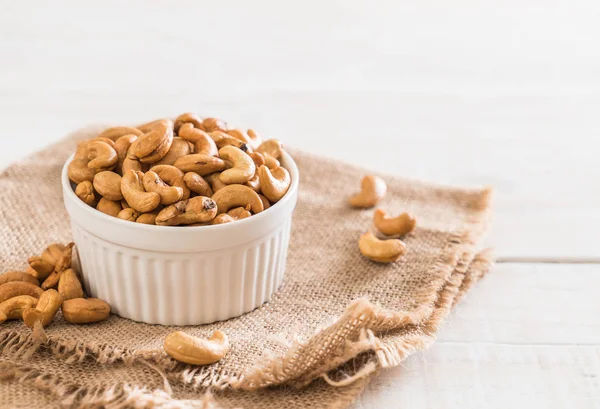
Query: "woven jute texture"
0 126 493 408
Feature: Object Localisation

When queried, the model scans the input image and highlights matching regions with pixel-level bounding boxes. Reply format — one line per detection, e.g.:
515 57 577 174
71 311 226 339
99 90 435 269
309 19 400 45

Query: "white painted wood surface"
0 1 598 407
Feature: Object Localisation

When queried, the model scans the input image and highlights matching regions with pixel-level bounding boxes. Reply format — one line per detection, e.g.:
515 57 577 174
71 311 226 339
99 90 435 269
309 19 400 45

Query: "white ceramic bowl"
61 152 299 325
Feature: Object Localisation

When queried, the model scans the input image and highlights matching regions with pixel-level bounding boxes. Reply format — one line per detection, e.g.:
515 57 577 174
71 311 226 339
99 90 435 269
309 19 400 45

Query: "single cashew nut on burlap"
373 209 416 236
227 207 251 220
136 211 160 225
150 165 190 200
96 197 123 217
179 124 218 157
75 181 96 206
256 139 283 159
154 137 193 166
27 256 54 279
155 197 217 226
202 117 228 133
143 171 184 205
0 271 39 287
212 184 264 214
164 330 229 365
0 295 38 324
348 176 387 208
130 119 174 164
258 165 291 203
117 208 140 222
22 289 62 328
358 232 406 263
86 140 119 170
210 214 235 225
219 146 256 184
93 171 123 201
114 134 139 173
0 282 43 304
121 170 161 213
174 112 204 132
173 154 227 175
96 126 143 141
57 269 84 301
62 298 111 324
183 172 213 197
208 131 248 151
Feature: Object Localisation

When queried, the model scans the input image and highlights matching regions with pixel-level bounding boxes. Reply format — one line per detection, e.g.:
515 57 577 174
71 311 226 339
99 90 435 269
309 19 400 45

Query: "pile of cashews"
349 176 417 263
68 113 292 226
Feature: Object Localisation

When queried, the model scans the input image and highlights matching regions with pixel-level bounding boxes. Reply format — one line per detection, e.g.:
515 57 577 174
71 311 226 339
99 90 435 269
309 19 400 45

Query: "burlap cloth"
0 127 493 409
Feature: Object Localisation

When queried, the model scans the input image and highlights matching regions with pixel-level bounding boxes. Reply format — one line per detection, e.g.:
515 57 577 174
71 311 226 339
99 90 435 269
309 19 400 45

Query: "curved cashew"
96 126 143 141
93 171 123 201
143 171 184 205
206 172 227 193
75 181 96 206
348 176 387 208
117 208 140 222
164 330 229 365
373 209 416 236
0 282 43 304
0 271 39 287
246 129 263 149
258 194 271 210
0 295 38 324
212 184 264 214
154 137 193 166
121 170 161 213
219 146 255 184
202 117 228 133
62 298 111 324
114 134 138 173
156 197 217 226
87 140 118 170
210 214 235 225
248 152 266 168
96 197 123 217
57 269 84 301
179 124 218 156
227 207 251 220
183 172 213 197
121 155 144 174
208 131 248 151
22 289 62 328
174 112 204 132
41 243 74 290
358 232 406 263
256 139 283 159
258 165 291 203
90 137 116 148
42 243 66 266
150 165 190 200
68 158 97 184
136 211 160 225
173 154 226 175
130 119 174 164
244 174 261 193
226 129 253 146
27 256 54 279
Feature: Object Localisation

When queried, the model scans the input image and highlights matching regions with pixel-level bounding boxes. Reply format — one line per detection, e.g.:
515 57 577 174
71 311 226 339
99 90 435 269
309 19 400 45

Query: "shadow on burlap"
0 126 493 408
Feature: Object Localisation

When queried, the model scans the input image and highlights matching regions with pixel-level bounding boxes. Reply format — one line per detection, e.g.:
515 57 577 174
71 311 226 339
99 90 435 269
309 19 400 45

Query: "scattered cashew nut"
358 232 406 263
0 272 39 287
22 289 63 328
0 282 43 304
0 295 38 324
57 269 84 301
61 298 111 324
163 330 229 365
348 176 387 208
373 209 416 236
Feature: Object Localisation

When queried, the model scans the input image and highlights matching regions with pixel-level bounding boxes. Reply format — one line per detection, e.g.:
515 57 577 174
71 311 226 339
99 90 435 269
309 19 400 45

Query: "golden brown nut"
130 119 174 164
256 139 283 159
0 295 38 324
62 298 111 324
348 176 387 208
0 281 43 304
96 126 143 141
143 171 184 205
156 197 218 226
163 330 229 365
202 117 228 132
136 212 159 225
121 170 161 213
96 197 123 217
373 209 416 236
27 256 54 280
358 232 406 263
179 124 219 156
210 214 235 225
57 269 84 301
75 181 96 206
114 134 138 173
22 289 62 328
183 172 213 197
173 154 227 175
219 146 256 184
86 140 118 170
174 112 204 132
93 171 123 201
150 165 190 200
117 208 140 222
153 137 193 166
258 165 291 203
227 207 251 220
0 271 40 287
212 184 264 214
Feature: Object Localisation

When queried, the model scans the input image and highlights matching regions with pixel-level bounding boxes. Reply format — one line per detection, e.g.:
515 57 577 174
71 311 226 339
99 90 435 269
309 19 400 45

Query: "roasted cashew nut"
258 194 271 210
212 184 264 214
358 232 406 263
155 197 218 226
154 137 193 166
114 134 138 173
68 158 97 184
22 289 62 328
0 295 38 324
256 139 283 159
183 172 213 197
248 152 266 168
227 207 251 220
179 124 218 156
174 112 204 132
87 140 119 170
348 176 387 208
41 242 74 290
258 165 291 203
117 208 140 222
97 197 123 217
164 330 229 365
93 171 123 201
90 137 116 148
0 282 43 304
143 171 184 205
208 131 248 151
211 214 235 225
121 170 161 213
202 117 228 133
150 165 191 200
373 209 416 236
75 181 96 206
205 172 227 193
96 126 143 141
62 298 111 324
173 154 227 175
244 174 261 193
57 269 84 301
41 243 66 266
218 146 256 184
27 256 54 280
136 211 160 225
0 272 39 287
130 119 174 164
226 129 253 146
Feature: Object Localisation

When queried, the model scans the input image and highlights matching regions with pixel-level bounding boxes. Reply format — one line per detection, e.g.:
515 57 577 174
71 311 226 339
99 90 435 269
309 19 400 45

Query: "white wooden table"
1 1 598 407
